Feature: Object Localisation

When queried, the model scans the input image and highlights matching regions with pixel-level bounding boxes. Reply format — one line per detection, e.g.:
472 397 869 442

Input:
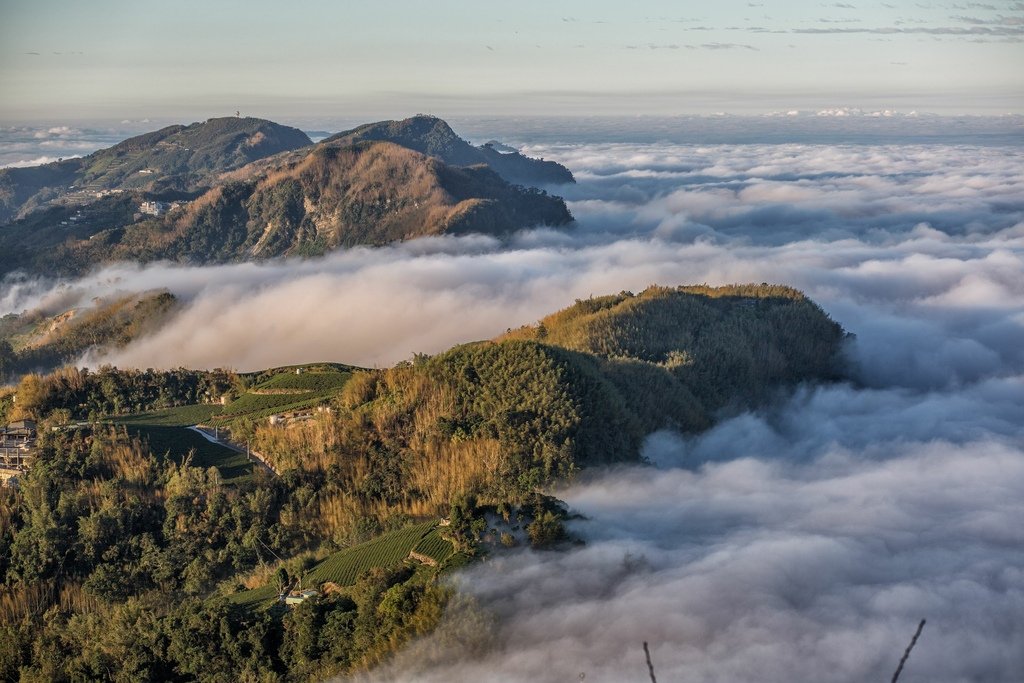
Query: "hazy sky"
1 0 1022 120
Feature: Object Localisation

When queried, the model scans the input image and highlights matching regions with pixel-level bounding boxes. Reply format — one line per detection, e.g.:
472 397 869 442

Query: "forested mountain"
0 117 312 223
323 115 576 187
500 284 846 417
0 116 575 277
0 141 572 276
0 284 846 680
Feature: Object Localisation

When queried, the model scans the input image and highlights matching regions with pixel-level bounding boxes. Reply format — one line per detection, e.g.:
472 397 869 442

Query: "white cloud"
0 142 1014 383
366 436 1024 682
1 155 80 168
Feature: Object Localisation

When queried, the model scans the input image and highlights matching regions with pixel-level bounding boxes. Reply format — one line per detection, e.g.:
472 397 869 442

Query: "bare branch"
643 641 658 683
891 619 926 683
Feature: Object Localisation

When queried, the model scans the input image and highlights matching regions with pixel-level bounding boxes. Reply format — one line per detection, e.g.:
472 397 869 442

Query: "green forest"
0 285 848 681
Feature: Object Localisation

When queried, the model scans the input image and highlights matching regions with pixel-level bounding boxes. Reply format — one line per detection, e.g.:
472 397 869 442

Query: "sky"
1 0 1023 121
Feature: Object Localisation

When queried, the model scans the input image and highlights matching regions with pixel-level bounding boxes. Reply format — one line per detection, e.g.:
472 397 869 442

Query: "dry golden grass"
340 371 380 409
0 581 101 625
250 413 341 472
407 437 502 513
237 548 326 590
250 354 516 539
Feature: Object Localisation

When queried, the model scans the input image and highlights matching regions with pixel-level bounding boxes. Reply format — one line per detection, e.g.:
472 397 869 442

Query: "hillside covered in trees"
0 115 576 278
0 117 313 224
0 284 847 680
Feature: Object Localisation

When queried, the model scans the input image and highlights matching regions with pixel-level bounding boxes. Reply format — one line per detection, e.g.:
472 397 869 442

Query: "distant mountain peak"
0 136 573 278
324 115 575 187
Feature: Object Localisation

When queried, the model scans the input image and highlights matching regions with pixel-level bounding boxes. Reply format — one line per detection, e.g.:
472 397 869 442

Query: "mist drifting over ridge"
2 123 1022 681
0 136 1016 375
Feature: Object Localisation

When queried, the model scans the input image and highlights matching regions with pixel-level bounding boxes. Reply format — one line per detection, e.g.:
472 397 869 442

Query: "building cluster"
283 589 319 606
139 200 180 217
59 208 85 227
1 419 37 487
267 405 332 427
267 410 314 427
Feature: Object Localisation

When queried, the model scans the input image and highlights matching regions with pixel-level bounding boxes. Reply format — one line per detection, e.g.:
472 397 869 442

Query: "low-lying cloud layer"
366 432 1024 683
3 141 1020 377
0 124 137 168
349 138 1020 681
352 225 1024 680
368 429 1024 682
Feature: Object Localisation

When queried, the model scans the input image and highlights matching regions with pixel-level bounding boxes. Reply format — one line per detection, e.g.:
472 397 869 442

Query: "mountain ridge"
0 116 576 277
0 117 313 223
324 114 576 187
0 140 572 276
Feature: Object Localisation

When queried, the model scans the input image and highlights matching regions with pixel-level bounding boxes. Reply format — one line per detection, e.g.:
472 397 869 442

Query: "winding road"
187 426 278 476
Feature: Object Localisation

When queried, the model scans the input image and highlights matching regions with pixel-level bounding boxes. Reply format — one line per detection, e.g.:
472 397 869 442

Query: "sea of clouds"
0 123 151 168
2 140 1021 376
2 123 1022 681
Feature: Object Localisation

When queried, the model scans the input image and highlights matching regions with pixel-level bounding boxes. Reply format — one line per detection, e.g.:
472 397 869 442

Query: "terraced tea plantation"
228 520 455 610
115 403 223 427
216 366 354 422
306 521 438 586
412 529 455 564
254 370 353 393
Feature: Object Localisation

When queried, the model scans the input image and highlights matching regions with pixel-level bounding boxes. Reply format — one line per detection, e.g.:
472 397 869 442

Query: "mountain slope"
324 115 575 187
0 291 180 381
1 283 848 681
499 284 847 417
0 116 577 277
0 141 573 275
0 117 312 223
239 284 847 499
8 283 847 510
